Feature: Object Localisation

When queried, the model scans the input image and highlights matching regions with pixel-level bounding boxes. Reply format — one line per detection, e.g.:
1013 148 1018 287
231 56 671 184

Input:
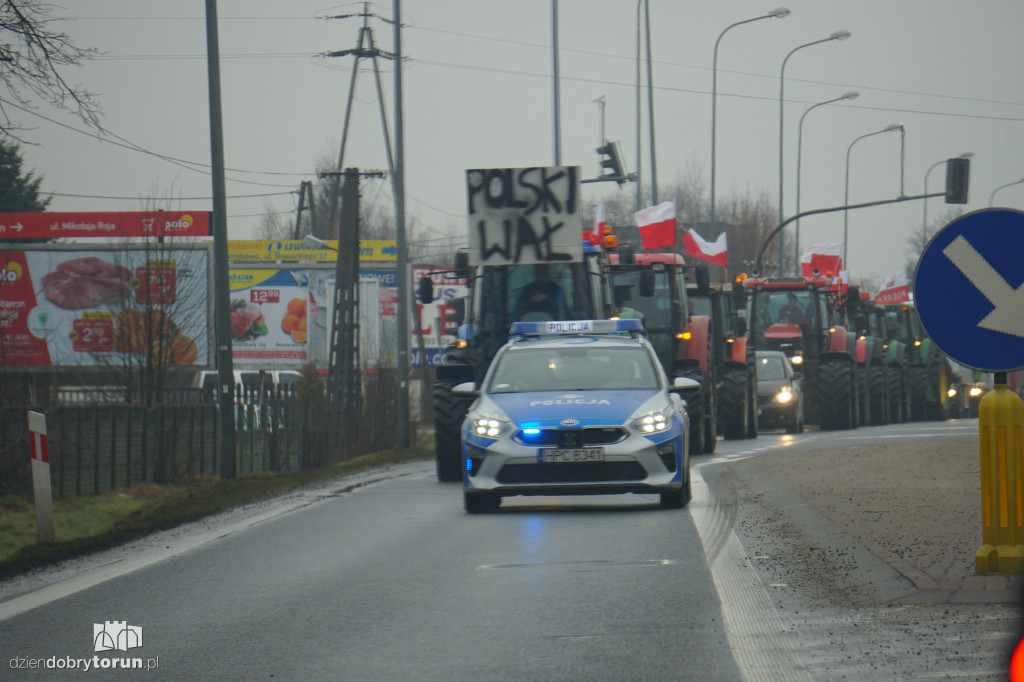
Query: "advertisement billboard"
0 245 211 367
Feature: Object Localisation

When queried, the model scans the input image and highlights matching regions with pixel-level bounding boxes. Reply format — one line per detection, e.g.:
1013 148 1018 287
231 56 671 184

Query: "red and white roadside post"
27 411 55 544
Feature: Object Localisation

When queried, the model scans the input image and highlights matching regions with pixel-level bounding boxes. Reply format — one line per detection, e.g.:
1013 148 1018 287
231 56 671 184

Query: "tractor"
605 249 720 453
418 245 612 481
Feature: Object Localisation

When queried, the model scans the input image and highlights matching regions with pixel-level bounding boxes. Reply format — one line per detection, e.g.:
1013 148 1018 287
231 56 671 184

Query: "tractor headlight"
790 354 803 365
947 387 958 399
970 386 984 398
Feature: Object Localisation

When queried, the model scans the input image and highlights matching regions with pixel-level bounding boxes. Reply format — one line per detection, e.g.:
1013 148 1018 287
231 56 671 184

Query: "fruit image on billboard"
229 269 312 365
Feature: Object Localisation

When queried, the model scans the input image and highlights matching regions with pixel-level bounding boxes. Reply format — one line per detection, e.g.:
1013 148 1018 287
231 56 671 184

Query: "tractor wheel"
868 365 888 425
719 367 749 440
886 365 904 423
855 366 869 426
433 382 472 482
745 367 759 439
818 358 855 431
926 362 950 421
702 384 717 454
682 370 706 456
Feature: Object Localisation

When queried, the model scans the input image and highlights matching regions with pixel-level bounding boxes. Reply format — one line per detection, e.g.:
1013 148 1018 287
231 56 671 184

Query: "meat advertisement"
229 268 311 366
0 248 209 367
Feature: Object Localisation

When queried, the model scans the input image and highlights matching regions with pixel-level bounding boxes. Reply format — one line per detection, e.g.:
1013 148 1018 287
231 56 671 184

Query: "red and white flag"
633 201 676 250
799 242 843 277
683 229 728 267
585 201 606 246
875 269 910 304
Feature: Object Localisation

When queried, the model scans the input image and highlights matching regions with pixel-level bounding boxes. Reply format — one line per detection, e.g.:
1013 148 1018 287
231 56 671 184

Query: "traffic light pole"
755 192 947 275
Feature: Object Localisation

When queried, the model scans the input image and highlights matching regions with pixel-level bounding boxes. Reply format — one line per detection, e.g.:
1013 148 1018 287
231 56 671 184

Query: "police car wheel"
660 473 691 509
464 492 500 514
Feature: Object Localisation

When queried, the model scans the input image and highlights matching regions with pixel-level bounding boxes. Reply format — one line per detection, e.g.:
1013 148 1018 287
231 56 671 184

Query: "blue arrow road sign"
915 208 1024 372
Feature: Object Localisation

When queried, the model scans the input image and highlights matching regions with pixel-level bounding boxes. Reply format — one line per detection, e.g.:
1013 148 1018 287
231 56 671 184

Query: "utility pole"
204 0 235 479
325 168 362 458
323 3 412 448
291 180 316 239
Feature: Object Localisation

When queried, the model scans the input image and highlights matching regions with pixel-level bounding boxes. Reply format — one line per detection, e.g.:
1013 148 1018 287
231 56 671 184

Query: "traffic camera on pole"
597 140 627 185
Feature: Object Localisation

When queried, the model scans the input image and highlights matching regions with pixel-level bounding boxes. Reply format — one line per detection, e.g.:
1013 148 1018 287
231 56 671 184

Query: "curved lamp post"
794 90 858 272
710 7 790 229
989 177 1024 207
922 152 973 241
778 30 850 272
843 123 902 268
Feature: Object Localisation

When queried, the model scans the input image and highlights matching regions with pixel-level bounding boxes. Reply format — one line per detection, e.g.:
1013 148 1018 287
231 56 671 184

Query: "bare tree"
0 1 101 137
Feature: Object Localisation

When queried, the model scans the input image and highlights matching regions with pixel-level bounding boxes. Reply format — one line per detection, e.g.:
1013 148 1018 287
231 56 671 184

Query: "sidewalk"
728 431 1023 604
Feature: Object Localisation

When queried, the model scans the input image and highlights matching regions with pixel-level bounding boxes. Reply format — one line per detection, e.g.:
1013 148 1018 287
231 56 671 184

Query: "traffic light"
596 140 627 185
945 157 970 204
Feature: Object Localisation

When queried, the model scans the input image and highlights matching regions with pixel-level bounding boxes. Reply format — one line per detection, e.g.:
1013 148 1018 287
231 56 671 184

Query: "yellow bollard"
975 380 1024 575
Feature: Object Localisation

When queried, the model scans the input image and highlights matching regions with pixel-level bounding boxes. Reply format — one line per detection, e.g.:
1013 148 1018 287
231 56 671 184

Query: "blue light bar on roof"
509 319 643 336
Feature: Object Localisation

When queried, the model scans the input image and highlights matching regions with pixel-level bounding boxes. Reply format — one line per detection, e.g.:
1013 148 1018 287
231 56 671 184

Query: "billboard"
0 245 211 367
0 211 211 239
411 266 468 368
229 269 312 365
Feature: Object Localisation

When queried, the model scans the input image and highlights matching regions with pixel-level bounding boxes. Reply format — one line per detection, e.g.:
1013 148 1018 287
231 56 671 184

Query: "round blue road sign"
914 208 1024 372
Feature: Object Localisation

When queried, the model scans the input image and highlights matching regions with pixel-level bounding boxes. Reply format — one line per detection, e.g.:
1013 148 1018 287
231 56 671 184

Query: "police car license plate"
540 448 605 463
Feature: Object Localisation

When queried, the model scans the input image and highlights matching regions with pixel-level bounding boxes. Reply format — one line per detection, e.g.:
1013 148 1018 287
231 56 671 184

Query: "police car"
455 319 695 513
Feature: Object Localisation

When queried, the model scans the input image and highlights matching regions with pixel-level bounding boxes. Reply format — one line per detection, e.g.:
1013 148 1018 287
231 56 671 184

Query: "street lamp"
635 0 661 209
710 7 790 229
843 123 902 268
794 91 858 272
923 152 973 242
989 177 1024 207
778 30 850 272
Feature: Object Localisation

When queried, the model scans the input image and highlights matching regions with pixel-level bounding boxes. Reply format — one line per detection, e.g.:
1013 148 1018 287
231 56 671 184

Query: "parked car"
755 350 804 434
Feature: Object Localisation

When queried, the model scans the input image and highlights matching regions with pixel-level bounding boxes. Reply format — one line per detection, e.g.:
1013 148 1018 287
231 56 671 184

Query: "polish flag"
634 201 676 250
683 229 728 268
585 201 606 246
799 242 844 277
875 269 910 304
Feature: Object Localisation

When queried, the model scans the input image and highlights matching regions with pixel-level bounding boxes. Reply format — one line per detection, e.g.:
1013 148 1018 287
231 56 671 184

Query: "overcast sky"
15 0 1024 286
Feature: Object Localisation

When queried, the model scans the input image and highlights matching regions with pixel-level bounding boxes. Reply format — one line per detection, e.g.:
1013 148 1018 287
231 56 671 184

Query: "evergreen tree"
0 139 49 212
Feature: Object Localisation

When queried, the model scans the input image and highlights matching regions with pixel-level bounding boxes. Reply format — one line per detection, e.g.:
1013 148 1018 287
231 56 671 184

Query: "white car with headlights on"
455 319 695 513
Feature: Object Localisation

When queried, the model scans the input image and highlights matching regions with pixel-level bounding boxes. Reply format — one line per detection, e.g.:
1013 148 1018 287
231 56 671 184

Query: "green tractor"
418 246 612 481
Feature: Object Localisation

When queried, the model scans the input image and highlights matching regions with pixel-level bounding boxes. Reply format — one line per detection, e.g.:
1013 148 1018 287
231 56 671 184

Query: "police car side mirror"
672 376 700 391
451 382 478 395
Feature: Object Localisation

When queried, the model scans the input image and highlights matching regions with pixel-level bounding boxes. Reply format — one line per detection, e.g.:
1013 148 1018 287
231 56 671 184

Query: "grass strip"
0 445 432 580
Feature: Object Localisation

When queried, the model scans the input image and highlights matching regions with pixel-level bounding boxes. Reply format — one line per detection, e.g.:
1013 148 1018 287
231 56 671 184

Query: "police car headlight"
469 415 510 438
631 410 671 434
773 388 794 404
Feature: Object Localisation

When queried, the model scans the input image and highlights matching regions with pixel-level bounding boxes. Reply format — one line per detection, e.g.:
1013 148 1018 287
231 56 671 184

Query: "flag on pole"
633 201 676 250
585 201 606 246
683 229 728 267
799 242 844 277
875 269 910 304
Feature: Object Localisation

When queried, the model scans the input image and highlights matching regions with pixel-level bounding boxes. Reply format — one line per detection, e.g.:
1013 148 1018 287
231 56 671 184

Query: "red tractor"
743 275 873 430
606 250 720 453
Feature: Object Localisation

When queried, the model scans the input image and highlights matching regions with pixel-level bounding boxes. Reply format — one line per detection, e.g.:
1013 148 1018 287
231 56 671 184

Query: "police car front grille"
513 428 627 447
496 462 647 484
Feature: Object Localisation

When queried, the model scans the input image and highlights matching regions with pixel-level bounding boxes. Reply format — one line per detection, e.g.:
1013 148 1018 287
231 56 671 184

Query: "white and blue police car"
454 319 695 513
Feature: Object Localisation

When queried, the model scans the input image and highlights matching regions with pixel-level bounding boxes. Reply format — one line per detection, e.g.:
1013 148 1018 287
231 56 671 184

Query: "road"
0 420 1017 680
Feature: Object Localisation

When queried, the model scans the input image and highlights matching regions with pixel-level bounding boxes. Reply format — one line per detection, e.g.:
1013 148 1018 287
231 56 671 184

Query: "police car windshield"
487 346 660 393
